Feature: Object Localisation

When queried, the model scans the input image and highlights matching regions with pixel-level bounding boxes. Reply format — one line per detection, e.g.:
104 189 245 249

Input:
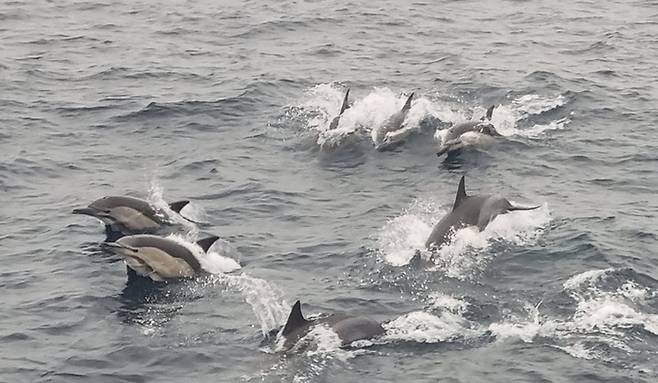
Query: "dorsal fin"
485 105 495 120
402 92 414 111
339 88 350 115
196 235 219 253
169 200 190 213
282 300 308 336
452 176 468 210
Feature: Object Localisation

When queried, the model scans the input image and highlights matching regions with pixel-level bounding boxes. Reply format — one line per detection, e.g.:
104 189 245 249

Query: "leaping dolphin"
73 196 191 237
425 176 540 250
373 92 414 151
101 234 219 281
328 88 350 130
276 300 385 350
436 105 501 158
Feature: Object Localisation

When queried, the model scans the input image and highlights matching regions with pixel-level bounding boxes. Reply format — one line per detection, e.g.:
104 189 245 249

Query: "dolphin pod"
425 175 540 250
73 195 190 238
72 86 547 355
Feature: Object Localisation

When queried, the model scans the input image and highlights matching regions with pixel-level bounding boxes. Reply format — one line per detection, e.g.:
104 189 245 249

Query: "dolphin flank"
101 234 220 282
425 176 540 249
73 195 190 237
277 300 385 350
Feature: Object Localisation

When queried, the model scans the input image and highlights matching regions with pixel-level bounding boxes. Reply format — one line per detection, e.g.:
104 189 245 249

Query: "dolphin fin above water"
196 235 220 252
168 200 190 213
282 300 309 336
328 88 351 131
453 175 468 210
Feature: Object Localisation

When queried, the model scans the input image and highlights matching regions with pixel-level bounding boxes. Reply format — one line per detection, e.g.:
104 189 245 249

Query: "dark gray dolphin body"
328 88 350 130
278 300 385 350
436 105 501 157
101 234 219 281
73 196 190 236
374 93 414 151
425 176 540 249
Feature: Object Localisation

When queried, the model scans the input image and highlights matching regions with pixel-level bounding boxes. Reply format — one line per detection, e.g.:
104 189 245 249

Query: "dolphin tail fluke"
168 200 190 213
196 235 220 253
282 300 309 336
339 88 350 115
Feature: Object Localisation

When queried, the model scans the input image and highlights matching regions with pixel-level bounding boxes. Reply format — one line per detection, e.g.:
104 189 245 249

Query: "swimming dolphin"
436 105 501 157
73 196 190 237
425 176 540 250
373 92 414 151
328 88 350 130
276 300 385 350
101 234 219 281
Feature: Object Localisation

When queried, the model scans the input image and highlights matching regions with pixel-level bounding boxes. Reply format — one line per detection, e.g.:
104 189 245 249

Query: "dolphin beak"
100 242 138 253
72 207 97 216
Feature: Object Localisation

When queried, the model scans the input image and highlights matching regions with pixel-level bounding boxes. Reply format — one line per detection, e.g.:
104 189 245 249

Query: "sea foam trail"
376 198 551 280
489 268 658 364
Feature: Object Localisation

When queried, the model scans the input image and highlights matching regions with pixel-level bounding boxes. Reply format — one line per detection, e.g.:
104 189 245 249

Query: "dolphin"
73 196 190 237
373 92 414 151
328 88 350 130
276 300 385 350
101 234 219 281
436 105 501 157
425 176 540 250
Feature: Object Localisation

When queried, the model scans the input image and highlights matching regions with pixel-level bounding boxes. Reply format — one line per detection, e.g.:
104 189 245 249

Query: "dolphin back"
330 316 385 346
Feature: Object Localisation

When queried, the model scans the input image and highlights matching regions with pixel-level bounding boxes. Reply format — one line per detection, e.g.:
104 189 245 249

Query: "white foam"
147 179 200 235
165 233 241 274
428 292 469 314
512 94 567 116
376 199 442 267
490 269 658 362
563 268 614 291
383 310 480 343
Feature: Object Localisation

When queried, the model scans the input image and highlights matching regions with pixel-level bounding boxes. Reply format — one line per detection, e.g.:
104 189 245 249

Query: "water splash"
147 178 201 235
166 233 241 274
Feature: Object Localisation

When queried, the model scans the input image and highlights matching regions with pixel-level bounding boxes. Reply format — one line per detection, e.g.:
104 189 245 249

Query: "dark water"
2 0 658 382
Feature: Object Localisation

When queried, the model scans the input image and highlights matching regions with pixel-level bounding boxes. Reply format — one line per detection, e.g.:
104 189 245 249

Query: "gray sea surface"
1 0 658 382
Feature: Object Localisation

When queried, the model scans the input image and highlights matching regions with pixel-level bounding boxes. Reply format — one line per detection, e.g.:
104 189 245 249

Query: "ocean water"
1 0 658 382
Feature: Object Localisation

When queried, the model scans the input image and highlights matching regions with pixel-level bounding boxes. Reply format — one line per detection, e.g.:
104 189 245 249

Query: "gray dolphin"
73 196 190 236
328 88 350 130
101 234 219 281
436 105 502 157
425 176 540 250
373 92 414 151
277 300 385 350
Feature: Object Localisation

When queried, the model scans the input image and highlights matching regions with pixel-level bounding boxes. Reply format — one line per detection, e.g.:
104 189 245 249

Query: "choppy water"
2 0 658 382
